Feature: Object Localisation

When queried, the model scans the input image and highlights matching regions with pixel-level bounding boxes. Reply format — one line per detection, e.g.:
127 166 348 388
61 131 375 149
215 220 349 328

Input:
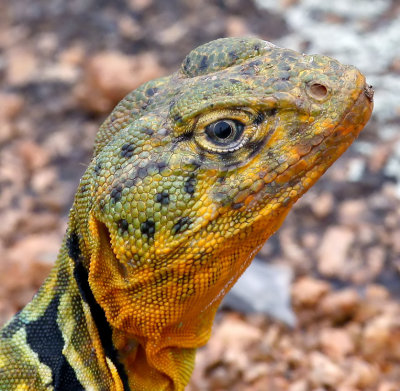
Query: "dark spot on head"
124 178 137 188
214 82 222 88
146 87 158 97
268 108 278 117
173 114 182 123
155 191 170 205
254 44 260 52
183 57 191 72
143 128 154 136
279 63 291 71
250 59 262 67
230 78 240 84
66 232 81 263
172 217 192 235
254 112 265 125
228 51 239 60
184 175 196 196
140 219 155 238
232 202 244 210
120 143 135 158
158 128 170 136
157 161 168 172
137 167 148 179
141 103 148 110
117 219 129 232
111 114 117 122
280 72 290 81
200 55 208 70
110 184 123 203
94 162 102 175
217 175 226 184
138 162 159 178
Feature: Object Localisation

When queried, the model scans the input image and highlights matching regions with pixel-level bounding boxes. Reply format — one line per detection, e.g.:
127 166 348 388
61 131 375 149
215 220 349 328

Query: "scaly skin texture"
0 37 373 390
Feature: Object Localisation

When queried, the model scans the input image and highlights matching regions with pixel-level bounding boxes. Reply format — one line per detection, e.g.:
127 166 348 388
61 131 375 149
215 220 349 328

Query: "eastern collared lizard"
0 37 373 390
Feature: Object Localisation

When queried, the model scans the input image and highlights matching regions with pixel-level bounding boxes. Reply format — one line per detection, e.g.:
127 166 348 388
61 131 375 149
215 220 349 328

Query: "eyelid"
196 108 255 129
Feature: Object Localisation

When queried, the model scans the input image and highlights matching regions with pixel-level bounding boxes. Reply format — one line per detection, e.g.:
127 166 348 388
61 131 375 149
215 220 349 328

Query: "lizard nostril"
307 82 329 100
364 84 374 102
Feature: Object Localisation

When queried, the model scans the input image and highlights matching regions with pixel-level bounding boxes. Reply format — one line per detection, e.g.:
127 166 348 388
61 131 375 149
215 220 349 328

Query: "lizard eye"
205 119 244 145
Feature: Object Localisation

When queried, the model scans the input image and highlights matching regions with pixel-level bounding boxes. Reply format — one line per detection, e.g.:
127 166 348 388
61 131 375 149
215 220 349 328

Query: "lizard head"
73 37 373 388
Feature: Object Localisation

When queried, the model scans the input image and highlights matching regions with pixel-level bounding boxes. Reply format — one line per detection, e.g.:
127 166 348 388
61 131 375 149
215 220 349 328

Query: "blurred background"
0 0 400 390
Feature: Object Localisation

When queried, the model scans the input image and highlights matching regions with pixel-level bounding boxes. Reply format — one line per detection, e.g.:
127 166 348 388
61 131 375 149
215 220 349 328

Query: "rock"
0 92 24 121
59 44 85 66
292 277 330 308
361 314 400 358
319 328 355 359
0 92 24 144
18 141 51 171
343 358 379 388
365 284 390 301
378 381 400 391
288 379 309 391
311 191 334 218
338 199 367 225
75 51 165 114
317 226 355 278
279 226 307 265
207 365 239 390
390 229 400 254
310 352 345 387
337 387 359 391
3 234 59 309
318 288 360 322
5 47 38 85
365 246 385 279
242 362 269 383
223 259 295 326
31 167 57 194
355 285 396 324
213 315 262 368
226 16 250 37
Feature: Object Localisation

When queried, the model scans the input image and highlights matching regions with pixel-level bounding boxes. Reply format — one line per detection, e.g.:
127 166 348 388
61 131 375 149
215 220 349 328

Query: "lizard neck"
64 212 214 391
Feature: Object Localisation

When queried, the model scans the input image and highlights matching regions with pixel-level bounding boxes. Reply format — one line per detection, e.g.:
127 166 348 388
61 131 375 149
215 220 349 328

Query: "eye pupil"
204 118 244 147
214 121 233 139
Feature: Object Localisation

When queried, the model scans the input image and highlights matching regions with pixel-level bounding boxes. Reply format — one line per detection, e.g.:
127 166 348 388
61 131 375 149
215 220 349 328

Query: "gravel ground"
1 1 399 390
